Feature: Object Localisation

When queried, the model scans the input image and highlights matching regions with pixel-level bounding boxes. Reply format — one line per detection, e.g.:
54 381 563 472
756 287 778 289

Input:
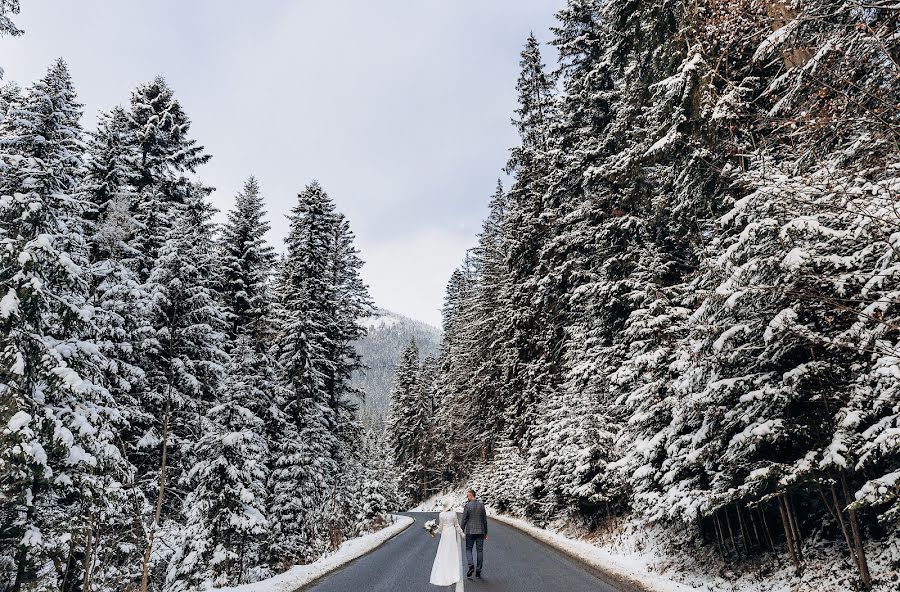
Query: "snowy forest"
0 2 400 590
388 0 900 589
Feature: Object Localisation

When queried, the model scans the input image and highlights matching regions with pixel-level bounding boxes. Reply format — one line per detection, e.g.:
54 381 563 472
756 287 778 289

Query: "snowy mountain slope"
352 309 440 427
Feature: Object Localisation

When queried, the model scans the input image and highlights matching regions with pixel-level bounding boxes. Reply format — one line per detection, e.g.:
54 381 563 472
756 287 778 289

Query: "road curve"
299 512 624 592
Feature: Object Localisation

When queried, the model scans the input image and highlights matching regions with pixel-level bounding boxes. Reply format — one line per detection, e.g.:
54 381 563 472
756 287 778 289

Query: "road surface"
300 512 626 592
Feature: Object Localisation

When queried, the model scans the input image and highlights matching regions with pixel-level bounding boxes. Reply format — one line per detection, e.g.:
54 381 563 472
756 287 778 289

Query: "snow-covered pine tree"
462 181 512 459
469 439 531 517
164 337 268 591
387 339 423 504
82 104 148 423
267 181 344 567
80 99 155 592
125 77 211 281
501 33 560 448
0 58 129 592
431 260 481 481
138 192 229 590
324 211 373 537
359 426 399 519
220 176 276 344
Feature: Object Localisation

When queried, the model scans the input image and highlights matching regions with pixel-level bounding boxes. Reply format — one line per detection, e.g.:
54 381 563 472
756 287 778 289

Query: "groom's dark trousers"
465 534 484 572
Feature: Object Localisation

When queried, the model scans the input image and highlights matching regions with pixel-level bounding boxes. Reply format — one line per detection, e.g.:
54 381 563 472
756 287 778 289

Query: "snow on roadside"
409 489 469 512
216 514 414 592
488 512 694 592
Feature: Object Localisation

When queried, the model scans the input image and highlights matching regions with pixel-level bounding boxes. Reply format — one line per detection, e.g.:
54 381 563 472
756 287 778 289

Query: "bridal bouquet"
423 519 438 537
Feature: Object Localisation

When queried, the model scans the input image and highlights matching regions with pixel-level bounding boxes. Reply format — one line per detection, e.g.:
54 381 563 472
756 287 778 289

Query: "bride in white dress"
429 499 465 590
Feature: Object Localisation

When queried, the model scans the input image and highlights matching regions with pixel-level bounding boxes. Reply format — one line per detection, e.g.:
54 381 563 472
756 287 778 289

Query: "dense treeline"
390 0 899 587
0 7 397 590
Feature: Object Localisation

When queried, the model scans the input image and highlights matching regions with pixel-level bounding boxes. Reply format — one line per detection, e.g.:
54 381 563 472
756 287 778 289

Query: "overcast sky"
1 1 563 327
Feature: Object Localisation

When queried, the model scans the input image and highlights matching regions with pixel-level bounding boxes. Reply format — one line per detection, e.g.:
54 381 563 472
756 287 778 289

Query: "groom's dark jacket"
461 499 488 536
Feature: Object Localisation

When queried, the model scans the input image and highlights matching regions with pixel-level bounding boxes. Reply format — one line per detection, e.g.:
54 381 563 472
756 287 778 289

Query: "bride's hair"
441 498 453 510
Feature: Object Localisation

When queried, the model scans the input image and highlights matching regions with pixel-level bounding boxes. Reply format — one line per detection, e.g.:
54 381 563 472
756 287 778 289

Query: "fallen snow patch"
216 514 414 592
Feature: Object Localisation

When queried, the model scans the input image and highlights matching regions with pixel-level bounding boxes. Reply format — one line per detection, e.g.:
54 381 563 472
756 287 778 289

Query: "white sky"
1 0 563 327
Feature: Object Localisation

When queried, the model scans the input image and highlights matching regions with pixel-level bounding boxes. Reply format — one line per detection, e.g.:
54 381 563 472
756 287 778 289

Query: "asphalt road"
300 512 624 592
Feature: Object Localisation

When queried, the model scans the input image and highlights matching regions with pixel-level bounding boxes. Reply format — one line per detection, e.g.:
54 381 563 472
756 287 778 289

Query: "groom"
460 488 488 578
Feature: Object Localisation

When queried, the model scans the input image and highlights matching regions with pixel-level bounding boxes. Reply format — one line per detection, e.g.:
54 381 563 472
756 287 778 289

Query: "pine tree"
165 338 268 591
138 196 229 590
501 34 560 446
81 94 153 592
387 340 428 503
323 212 371 471
125 77 211 281
0 59 128 592
464 181 513 458
267 182 340 566
220 176 276 344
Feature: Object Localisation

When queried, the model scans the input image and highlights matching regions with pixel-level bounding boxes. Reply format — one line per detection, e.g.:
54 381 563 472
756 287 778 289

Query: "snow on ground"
216 514 414 592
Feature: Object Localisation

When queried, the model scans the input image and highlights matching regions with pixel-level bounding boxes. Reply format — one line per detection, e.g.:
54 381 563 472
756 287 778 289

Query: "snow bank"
216 514 414 592
488 512 693 592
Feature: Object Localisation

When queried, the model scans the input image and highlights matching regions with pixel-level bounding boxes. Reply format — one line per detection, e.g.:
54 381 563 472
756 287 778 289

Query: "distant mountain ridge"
352 309 441 427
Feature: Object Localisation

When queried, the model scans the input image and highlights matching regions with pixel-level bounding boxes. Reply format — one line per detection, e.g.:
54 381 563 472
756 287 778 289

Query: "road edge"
489 512 685 592
293 514 416 592
216 514 415 592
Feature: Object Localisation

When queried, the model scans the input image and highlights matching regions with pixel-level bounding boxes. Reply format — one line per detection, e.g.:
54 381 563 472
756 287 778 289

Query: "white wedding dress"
429 510 465 590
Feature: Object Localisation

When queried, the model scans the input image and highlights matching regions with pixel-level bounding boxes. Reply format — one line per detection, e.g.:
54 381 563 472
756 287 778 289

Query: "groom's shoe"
467 566 474 578
476 571 482 579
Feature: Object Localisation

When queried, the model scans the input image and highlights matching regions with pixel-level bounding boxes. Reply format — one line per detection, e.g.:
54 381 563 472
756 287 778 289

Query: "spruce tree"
125 77 211 281
220 176 276 344
165 338 268 590
501 34 559 446
387 340 426 503
0 59 128 592
267 182 340 566
138 195 229 590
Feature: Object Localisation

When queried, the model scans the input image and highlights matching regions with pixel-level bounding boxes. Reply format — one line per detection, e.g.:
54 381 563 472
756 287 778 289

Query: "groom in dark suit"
460 488 488 578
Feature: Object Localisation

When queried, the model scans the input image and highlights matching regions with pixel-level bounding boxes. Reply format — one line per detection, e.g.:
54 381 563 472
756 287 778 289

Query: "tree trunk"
82 511 94 592
785 493 804 562
735 502 751 554
747 503 762 550
777 494 801 573
840 471 872 588
140 396 172 592
830 484 859 574
12 481 38 592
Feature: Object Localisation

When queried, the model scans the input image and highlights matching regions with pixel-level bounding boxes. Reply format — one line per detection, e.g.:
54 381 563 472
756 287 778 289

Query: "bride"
429 499 465 590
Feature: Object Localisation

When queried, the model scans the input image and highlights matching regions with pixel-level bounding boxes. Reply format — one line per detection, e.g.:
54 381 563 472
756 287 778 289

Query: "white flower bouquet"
423 519 438 537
